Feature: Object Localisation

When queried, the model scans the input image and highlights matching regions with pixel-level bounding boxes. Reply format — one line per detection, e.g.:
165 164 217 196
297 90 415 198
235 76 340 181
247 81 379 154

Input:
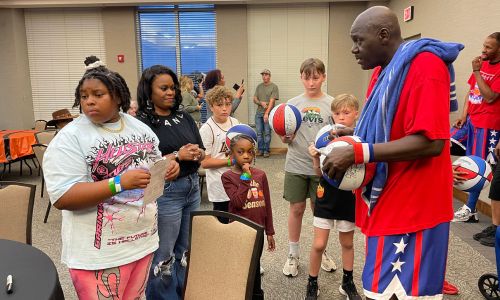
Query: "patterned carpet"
7 154 495 299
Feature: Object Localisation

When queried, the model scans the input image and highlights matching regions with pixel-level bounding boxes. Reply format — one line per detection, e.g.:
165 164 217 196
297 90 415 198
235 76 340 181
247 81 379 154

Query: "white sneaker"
283 255 299 277
452 204 479 223
321 251 337 272
260 266 264 275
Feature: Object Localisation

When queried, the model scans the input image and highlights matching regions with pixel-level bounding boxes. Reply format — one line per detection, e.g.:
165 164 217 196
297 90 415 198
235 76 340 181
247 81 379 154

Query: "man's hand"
263 113 269 123
472 56 482 72
260 101 268 109
165 160 180 181
321 145 355 181
452 116 467 128
329 126 354 139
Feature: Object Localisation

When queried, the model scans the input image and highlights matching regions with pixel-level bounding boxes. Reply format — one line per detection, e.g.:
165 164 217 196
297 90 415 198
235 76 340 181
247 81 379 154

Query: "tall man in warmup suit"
253 69 279 158
322 6 463 299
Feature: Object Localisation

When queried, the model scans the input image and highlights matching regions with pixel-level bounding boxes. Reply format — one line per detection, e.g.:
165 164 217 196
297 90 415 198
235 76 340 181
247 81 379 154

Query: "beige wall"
0 8 34 129
215 5 249 123
2 1 500 132
102 7 139 102
327 2 369 104
388 0 500 121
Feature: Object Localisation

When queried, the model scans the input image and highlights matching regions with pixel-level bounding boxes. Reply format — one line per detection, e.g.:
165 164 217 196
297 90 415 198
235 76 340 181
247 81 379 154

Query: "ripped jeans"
146 173 200 300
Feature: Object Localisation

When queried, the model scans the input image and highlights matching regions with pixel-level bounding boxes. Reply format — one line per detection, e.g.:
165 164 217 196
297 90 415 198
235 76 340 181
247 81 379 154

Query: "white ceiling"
0 0 368 8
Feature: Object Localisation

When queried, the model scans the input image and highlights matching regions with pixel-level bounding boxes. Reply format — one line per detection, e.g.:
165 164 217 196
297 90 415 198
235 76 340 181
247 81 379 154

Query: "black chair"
184 210 264 300
32 144 52 223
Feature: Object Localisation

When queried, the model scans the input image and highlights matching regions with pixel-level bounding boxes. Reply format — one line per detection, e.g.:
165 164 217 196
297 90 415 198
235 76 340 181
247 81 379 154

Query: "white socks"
289 241 300 258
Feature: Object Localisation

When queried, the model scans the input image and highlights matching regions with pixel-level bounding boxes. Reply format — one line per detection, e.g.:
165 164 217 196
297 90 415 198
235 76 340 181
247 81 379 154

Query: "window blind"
247 4 329 125
25 8 106 121
137 5 216 76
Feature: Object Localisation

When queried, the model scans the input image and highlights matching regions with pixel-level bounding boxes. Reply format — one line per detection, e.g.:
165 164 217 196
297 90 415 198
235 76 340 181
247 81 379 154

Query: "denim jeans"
146 172 200 300
255 111 271 153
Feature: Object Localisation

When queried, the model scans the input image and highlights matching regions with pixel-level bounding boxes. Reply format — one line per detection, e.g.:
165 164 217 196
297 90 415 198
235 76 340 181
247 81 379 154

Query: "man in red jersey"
322 6 463 299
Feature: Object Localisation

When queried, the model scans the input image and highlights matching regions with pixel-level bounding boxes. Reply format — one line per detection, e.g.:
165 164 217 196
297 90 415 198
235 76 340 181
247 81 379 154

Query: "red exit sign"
403 6 414 22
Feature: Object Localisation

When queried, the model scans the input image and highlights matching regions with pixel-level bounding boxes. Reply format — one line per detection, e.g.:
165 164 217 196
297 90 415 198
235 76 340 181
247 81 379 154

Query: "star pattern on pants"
391 258 405 273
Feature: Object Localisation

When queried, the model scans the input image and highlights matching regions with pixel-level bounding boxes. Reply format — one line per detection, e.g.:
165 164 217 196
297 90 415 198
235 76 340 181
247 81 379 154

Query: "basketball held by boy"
306 94 362 300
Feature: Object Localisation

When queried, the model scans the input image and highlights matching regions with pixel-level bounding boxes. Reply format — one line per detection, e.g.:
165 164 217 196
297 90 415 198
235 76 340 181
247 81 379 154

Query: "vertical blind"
136 5 216 77
25 9 106 121
247 4 329 125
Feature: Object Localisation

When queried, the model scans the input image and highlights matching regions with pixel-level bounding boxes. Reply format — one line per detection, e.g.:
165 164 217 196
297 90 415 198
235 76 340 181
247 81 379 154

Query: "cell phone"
233 83 240 91
241 79 244 84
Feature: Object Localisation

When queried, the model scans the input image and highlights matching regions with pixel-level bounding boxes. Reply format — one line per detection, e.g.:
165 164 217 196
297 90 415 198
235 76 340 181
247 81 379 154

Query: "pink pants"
69 253 153 300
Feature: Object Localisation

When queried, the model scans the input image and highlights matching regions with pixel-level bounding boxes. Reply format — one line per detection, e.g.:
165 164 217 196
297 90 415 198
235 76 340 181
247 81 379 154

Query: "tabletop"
0 130 38 164
0 239 64 300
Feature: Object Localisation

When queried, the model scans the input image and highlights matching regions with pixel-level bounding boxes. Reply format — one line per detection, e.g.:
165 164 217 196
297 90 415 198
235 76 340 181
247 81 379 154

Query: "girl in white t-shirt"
200 86 239 223
43 56 179 299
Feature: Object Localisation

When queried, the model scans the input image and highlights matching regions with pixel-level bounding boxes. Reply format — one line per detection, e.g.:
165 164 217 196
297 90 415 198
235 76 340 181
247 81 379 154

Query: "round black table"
0 239 64 300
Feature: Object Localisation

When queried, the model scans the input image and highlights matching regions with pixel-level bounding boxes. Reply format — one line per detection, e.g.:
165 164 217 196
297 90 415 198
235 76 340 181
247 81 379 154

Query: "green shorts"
283 171 320 203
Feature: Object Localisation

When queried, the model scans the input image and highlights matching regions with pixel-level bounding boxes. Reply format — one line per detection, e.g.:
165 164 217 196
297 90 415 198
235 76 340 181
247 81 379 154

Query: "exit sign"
404 6 414 22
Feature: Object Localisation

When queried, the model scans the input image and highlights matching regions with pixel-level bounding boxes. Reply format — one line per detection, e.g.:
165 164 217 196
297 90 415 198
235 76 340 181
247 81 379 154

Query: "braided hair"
73 56 131 112
136 65 182 127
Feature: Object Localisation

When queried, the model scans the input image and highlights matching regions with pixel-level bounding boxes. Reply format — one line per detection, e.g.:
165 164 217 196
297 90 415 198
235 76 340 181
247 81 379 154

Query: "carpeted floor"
4 154 496 299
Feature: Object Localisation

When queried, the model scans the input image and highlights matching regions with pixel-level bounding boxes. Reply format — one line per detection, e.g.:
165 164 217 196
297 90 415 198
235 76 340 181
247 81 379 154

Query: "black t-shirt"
314 177 355 222
137 110 204 178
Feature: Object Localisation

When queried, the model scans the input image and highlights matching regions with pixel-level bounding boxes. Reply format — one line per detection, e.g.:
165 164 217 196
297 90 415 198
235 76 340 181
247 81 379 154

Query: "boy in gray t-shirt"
280 58 336 278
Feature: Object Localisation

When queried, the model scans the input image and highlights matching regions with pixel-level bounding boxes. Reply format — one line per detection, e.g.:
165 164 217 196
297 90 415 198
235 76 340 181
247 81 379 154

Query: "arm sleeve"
43 130 89 204
261 173 275 235
491 75 500 93
272 85 279 100
231 97 241 114
221 173 251 209
403 54 450 140
199 124 214 155
182 93 198 113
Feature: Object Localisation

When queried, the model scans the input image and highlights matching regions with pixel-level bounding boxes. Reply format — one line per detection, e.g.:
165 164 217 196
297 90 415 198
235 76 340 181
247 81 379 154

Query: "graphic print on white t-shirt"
86 134 158 249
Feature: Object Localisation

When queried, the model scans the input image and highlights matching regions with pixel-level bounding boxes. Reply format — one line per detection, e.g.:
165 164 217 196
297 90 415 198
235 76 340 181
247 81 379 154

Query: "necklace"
96 117 124 133
210 116 233 132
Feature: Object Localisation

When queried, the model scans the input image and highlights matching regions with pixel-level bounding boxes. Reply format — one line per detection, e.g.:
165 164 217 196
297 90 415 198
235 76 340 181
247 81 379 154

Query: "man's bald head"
350 6 403 69
352 6 401 39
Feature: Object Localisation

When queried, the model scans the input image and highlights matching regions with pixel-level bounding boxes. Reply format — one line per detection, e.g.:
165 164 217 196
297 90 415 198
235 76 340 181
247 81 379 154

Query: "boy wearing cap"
253 69 279 157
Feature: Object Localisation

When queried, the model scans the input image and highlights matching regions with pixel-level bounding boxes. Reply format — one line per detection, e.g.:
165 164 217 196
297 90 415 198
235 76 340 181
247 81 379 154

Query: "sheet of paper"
142 158 170 205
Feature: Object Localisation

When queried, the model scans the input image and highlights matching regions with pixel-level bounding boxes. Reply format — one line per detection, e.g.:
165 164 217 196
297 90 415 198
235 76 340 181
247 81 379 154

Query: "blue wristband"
114 175 122 193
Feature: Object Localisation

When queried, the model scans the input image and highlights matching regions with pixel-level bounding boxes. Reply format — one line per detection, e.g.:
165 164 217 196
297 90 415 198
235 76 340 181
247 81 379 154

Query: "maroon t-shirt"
221 167 275 235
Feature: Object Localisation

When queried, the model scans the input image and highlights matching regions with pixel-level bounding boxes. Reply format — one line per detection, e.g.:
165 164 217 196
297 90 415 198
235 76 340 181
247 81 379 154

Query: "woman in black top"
136 65 205 300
